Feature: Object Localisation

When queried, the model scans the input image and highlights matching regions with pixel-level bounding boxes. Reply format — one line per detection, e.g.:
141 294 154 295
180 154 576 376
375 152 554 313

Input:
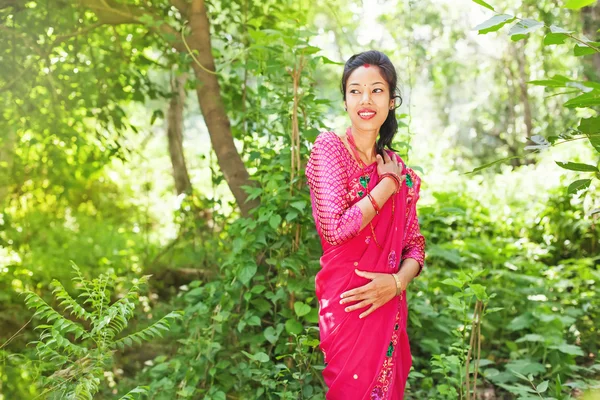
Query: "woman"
305 50 426 400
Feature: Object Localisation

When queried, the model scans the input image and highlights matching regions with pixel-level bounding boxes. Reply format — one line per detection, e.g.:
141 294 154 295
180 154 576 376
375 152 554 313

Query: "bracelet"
380 173 401 194
385 172 402 191
367 193 380 214
391 273 403 297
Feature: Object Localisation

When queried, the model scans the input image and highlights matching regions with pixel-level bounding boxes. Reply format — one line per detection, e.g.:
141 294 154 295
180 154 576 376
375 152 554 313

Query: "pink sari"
305 130 425 400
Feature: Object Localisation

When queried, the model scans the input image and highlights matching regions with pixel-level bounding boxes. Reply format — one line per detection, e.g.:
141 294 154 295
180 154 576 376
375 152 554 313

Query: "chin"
352 118 386 130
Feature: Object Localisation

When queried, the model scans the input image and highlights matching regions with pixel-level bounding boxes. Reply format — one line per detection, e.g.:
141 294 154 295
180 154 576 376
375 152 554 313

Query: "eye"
373 88 384 93
349 89 360 94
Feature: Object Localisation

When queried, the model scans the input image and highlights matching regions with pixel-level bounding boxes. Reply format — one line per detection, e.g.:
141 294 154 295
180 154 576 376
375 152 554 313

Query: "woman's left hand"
339 269 406 319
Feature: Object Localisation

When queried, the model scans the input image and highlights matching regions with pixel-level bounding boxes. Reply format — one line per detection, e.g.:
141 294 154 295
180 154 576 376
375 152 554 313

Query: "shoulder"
313 131 343 147
310 131 345 158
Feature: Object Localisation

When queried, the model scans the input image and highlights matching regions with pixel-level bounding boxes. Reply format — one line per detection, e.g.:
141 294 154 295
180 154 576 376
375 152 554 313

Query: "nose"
360 89 372 105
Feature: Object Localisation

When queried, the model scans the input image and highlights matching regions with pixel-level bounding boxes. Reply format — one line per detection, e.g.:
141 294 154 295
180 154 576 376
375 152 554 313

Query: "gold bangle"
391 273 402 297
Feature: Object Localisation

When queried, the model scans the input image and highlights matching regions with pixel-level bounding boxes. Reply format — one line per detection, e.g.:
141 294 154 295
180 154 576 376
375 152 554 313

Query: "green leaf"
253 352 270 363
555 161 599 172
319 55 344 65
550 25 574 34
564 0 597 9
473 14 514 34
543 33 568 45
507 313 534 331
238 263 257 285
509 369 530 381
510 34 528 42
567 179 592 194
574 44 598 56
290 201 306 212
469 284 488 300
464 156 522 174
528 75 571 87
579 116 600 135
471 0 495 11
269 214 282 229
263 326 280 344
536 381 549 393
285 319 303 335
441 278 465 288
549 343 584 356
508 19 544 36
294 302 311 317
564 91 600 108
516 334 546 343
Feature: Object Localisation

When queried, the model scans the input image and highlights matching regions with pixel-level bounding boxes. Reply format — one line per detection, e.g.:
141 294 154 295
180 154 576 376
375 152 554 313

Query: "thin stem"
0 317 33 349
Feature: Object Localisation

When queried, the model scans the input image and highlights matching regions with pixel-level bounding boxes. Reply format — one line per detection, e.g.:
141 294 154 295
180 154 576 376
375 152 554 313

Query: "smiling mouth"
358 111 376 120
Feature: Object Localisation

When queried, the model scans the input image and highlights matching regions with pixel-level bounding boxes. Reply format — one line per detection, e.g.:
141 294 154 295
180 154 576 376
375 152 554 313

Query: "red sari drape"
305 130 426 400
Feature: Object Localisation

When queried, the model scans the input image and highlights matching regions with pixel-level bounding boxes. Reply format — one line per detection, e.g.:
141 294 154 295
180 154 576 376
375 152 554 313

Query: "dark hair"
341 50 402 156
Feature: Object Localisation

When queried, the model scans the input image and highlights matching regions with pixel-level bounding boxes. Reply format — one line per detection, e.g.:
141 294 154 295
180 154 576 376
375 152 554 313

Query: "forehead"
347 65 387 85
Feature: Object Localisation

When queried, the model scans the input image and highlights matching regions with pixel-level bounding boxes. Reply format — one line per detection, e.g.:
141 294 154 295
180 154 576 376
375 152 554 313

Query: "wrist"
379 175 398 195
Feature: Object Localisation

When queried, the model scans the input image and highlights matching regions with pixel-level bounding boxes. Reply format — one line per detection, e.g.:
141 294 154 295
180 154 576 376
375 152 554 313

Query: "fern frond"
70 261 93 302
51 279 93 321
118 386 149 400
70 371 101 400
100 275 150 338
24 292 88 340
33 341 70 366
111 311 183 350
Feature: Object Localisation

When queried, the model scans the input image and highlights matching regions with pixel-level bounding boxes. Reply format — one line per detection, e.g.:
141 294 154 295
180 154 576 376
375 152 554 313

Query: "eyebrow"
349 81 386 86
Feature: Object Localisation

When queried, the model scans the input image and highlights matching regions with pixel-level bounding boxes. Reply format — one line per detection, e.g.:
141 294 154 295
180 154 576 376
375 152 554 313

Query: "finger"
383 150 391 163
339 293 365 305
340 285 367 299
359 304 379 319
354 269 376 280
345 299 371 313
376 154 384 167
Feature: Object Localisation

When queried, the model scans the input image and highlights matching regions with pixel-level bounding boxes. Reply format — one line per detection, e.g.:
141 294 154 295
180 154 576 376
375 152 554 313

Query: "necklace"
346 128 395 250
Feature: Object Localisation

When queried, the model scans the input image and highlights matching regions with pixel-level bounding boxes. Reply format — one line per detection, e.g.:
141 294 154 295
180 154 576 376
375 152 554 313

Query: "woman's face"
344 65 394 132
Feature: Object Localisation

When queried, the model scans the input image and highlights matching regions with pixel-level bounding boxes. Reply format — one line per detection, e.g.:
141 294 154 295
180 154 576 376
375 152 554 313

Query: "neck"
350 126 378 160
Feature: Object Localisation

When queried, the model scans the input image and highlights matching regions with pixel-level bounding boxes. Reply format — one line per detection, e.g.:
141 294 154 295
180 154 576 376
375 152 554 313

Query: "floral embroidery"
365 236 371 244
360 175 370 189
405 173 413 188
387 250 397 269
370 310 401 400
346 164 376 203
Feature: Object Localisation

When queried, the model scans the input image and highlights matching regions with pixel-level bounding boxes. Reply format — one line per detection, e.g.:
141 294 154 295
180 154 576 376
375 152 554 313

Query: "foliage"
22 264 182 399
469 0 600 203
1 0 600 399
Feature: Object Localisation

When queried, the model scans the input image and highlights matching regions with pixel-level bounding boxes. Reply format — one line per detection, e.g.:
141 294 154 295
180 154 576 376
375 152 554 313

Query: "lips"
358 109 376 120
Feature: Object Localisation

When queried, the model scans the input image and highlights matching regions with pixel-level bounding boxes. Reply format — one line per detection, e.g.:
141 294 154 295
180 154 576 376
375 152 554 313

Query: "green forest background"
1 0 599 399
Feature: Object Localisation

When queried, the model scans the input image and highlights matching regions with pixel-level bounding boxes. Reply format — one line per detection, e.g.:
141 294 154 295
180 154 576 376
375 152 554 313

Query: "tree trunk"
167 73 192 195
75 0 260 217
514 43 533 139
581 2 600 81
187 0 259 217
0 131 15 207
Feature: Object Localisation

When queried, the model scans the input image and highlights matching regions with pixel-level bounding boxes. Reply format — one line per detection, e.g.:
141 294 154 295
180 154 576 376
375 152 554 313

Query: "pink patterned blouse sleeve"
402 168 426 276
305 132 363 246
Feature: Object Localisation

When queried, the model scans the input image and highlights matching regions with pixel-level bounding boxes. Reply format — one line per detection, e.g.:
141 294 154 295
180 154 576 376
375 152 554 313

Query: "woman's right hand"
376 151 404 179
